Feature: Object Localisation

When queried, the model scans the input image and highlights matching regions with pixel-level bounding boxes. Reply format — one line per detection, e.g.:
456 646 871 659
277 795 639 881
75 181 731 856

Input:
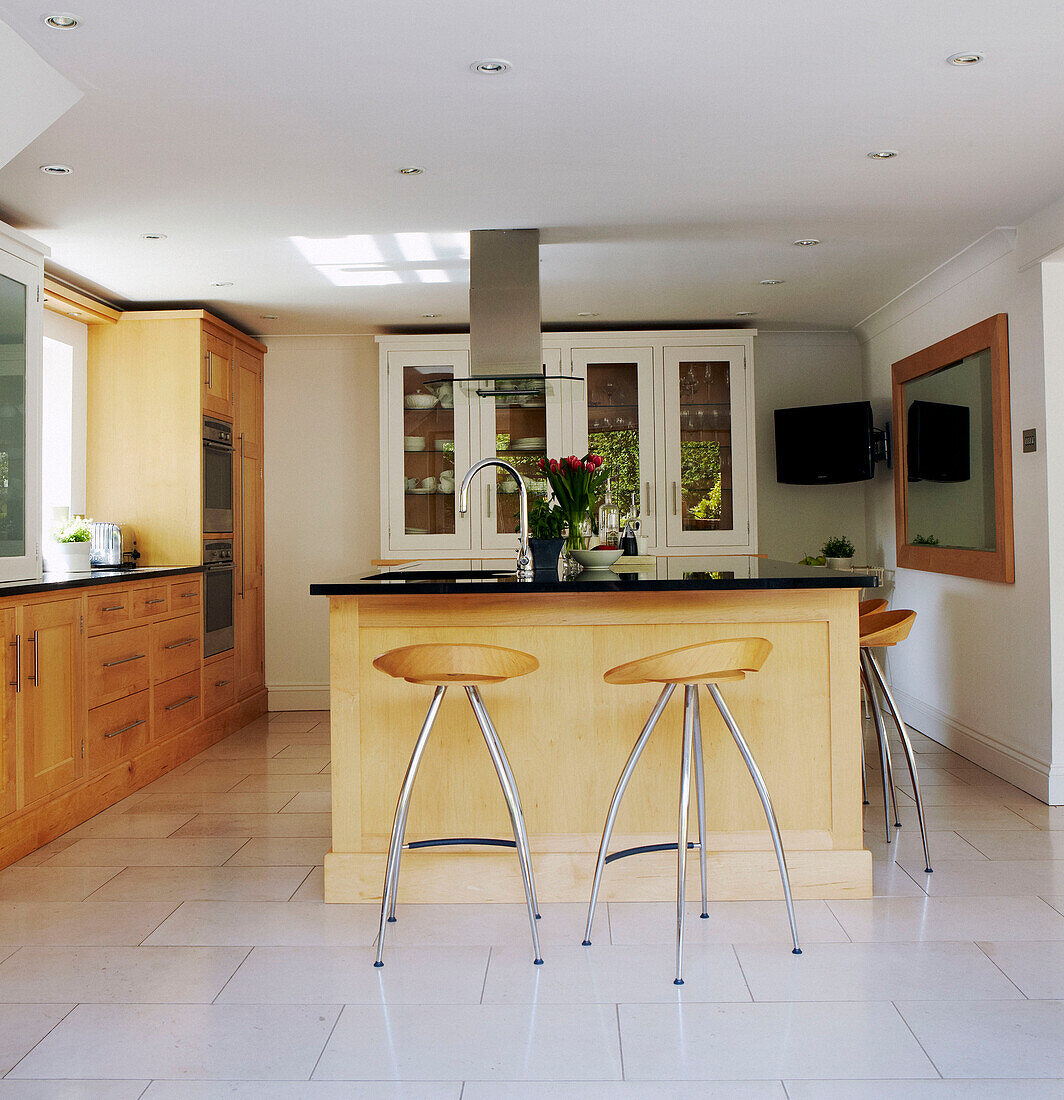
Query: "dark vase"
529 537 565 574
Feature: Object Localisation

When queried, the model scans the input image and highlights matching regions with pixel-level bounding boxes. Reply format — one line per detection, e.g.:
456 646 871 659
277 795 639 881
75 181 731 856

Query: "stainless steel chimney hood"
460 228 582 400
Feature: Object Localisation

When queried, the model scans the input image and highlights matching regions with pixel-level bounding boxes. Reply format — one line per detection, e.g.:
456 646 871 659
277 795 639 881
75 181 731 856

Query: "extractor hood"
459 228 583 400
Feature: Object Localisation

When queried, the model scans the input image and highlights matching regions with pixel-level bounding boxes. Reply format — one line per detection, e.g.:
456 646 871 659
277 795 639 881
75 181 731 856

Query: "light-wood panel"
153 669 202 740
0 610 17 819
235 346 263 460
171 579 201 612
202 330 234 417
87 625 150 707
203 655 237 716
86 590 131 630
150 613 201 684
132 585 169 619
87 690 151 774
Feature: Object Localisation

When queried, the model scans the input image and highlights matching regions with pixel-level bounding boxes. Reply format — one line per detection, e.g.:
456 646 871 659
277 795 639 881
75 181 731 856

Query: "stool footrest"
604 841 698 866
403 837 517 850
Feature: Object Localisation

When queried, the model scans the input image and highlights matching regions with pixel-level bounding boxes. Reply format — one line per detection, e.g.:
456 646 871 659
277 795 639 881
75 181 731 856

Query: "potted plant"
527 498 566 572
537 454 608 551
821 534 856 571
45 515 93 574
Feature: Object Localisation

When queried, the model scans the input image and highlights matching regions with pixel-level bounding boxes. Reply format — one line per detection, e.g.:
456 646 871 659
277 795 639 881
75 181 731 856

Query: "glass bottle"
597 478 621 548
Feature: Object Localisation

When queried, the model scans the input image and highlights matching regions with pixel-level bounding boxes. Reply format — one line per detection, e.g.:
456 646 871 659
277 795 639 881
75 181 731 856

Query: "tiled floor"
0 709 1060 1096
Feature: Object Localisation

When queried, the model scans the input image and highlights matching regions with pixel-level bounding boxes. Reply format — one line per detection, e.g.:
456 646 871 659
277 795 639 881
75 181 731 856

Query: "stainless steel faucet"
459 459 533 580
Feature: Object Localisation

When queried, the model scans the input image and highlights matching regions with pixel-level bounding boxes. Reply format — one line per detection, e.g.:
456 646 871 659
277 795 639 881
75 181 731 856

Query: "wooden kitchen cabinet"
202 330 234 417
19 597 84 805
0 609 17 819
235 340 265 700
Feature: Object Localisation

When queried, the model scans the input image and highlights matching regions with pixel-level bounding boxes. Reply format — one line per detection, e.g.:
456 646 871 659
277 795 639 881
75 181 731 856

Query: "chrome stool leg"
466 686 544 965
583 684 675 946
707 683 801 955
862 652 901 838
691 688 710 918
674 684 696 984
861 736 869 805
375 684 447 967
865 652 934 874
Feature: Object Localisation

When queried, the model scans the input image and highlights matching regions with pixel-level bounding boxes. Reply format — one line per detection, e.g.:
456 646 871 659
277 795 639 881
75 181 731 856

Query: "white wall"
857 229 1056 800
754 331 871 563
263 335 380 710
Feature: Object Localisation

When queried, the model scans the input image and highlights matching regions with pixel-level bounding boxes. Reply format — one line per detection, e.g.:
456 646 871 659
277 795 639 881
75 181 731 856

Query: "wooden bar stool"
371 642 544 967
583 638 801 985
859 610 933 873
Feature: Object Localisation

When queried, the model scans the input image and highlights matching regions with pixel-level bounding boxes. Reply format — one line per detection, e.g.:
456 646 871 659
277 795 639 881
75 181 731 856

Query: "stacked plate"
511 436 547 451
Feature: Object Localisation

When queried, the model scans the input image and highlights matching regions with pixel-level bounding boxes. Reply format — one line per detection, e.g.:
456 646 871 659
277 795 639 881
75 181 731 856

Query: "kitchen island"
311 557 876 903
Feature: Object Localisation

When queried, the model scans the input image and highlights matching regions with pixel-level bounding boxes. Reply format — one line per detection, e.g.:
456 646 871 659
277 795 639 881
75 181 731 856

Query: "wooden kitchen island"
311 557 876 903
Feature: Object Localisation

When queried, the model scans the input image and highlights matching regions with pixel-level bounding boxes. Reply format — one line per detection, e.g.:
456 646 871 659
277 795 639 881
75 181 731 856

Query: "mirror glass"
903 347 995 551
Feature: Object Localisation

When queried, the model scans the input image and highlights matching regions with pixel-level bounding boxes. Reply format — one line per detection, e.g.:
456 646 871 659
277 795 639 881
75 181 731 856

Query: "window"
41 312 87 544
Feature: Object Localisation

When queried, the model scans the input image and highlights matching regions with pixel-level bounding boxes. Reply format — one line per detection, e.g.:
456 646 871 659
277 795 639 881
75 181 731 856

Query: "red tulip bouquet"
537 453 608 550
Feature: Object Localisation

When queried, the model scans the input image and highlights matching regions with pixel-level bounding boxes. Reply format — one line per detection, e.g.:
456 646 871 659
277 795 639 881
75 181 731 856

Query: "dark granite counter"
310 555 878 596
0 565 203 599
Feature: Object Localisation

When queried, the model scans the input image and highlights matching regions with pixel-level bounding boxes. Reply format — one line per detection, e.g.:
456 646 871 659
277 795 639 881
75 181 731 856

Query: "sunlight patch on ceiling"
291 232 469 286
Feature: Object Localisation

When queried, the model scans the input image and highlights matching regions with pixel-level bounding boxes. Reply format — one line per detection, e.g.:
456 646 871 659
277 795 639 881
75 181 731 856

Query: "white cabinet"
378 330 757 558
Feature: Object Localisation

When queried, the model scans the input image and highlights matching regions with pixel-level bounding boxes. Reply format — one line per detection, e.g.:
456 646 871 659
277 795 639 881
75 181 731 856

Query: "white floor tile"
8 1004 341 1081
607 901 850 945
871 862 925 896
0 946 248 1002
64 814 197 839
919 859 1064 896
462 1085 786 1099
827 894 1064 941
125 793 295 814
734 941 1023 1001
0 1003 75 1073
143 901 379 946
0 867 124 902
0 1083 149 1099
383 903 590 948
313 1003 622 1081
279 792 332 813
482 943 751 1003
227 773 332 793
188 758 328 776
861 829 986 865
977 940 1064 997
142 1084 460 1099
222 838 329 866
1006 802 1064 830
44 839 249 867
272 746 332 761
217 945 488 1003
959 829 1064 859
784 1081 1064 1099
171 813 332 837
618 1001 936 1080
289 867 324 900
897 998 1064 1077
86 866 312 903
0 902 177 945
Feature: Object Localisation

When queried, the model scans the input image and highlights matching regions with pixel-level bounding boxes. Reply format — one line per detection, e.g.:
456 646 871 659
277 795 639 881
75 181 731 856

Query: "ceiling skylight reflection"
290 232 469 286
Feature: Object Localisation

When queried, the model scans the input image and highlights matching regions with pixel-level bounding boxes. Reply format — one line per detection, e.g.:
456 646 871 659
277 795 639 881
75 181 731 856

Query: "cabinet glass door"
0 249 40 582
478 348 565 553
571 347 657 547
386 350 472 552
662 346 751 548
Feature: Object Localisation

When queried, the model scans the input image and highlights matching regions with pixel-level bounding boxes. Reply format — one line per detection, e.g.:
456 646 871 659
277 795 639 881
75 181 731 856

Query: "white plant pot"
825 556 853 571
44 541 92 574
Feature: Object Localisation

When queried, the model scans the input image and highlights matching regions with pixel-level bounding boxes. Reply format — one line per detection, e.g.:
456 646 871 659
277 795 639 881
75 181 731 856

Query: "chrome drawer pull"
164 637 196 650
165 693 198 711
105 719 145 739
102 605 124 612
145 598 166 606
103 653 145 667
10 635 19 693
214 678 231 687
179 592 196 599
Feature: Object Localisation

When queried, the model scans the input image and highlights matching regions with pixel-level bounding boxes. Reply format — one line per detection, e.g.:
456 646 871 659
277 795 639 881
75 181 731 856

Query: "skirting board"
268 684 330 711
893 685 1056 805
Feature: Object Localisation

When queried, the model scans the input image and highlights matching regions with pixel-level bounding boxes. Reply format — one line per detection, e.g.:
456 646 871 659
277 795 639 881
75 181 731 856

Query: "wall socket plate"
1023 428 1037 452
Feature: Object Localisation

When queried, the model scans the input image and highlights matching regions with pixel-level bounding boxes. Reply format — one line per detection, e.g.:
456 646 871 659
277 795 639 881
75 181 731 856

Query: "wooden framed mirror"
891 313 1014 583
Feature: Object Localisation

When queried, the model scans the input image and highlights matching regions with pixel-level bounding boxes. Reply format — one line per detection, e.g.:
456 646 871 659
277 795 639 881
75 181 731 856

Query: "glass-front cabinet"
378 331 756 558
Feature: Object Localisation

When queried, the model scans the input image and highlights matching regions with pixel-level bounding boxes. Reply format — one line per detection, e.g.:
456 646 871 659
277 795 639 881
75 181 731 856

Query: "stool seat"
859 610 916 648
858 598 889 618
603 638 772 686
373 643 539 685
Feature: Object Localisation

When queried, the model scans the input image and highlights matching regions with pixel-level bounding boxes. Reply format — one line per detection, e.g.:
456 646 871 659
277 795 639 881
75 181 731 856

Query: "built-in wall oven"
203 417 234 533
203 539 234 657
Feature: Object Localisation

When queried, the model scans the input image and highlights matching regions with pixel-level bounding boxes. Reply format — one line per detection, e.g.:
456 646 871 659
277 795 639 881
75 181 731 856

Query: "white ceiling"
0 0 1062 336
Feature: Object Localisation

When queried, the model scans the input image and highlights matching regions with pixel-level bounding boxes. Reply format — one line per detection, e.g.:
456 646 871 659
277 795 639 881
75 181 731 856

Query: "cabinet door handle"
672 481 678 516
145 598 165 606
239 432 246 598
103 653 146 667
180 592 196 599
214 678 231 687
164 637 196 650
486 483 492 518
165 693 199 712
103 604 124 612
10 635 19 693
29 630 38 685
105 719 145 739
645 481 652 517
205 351 212 389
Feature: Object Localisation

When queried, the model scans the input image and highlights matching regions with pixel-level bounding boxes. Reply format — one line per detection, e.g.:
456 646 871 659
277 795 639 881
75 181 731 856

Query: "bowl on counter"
404 393 437 410
569 547 623 572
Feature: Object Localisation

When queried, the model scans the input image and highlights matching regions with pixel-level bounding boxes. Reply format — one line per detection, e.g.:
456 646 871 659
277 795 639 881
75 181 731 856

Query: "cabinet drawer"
87 625 150 707
203 655 236 716
151 613 202 684
153 669 201 740
132 585 169 618
87 590 131 630
88 690 151 774
171 579 201 612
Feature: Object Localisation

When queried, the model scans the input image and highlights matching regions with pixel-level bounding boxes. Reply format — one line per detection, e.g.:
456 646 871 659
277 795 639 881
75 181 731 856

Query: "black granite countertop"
310 556 878 596
0 564 203 599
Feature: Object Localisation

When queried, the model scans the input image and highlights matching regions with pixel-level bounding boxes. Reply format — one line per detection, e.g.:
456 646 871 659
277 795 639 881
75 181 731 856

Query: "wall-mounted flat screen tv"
907 399 970 482
774 401 875 484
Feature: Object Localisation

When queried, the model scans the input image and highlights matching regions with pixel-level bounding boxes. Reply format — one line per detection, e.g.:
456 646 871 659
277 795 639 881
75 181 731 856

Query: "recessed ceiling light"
735 311 757 317
759 279 785 286
259 314 278 320
793 238 821 247
140 232 167 240
39 164 72 175
42 13 79 28
470 59 511 74
421 313 441 318
867 149 898 159
210 281 233 287
947 52 983 66
397 166 424 175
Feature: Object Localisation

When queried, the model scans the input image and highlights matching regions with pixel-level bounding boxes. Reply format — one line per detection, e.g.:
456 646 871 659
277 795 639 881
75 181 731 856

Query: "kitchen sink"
359 569 515 581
